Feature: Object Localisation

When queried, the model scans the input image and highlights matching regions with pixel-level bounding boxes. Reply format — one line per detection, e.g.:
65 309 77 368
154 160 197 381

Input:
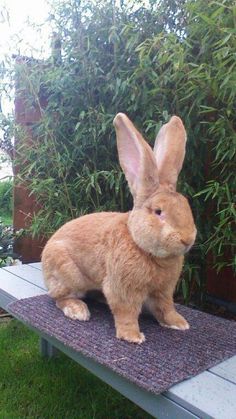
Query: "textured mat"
8 294 236 394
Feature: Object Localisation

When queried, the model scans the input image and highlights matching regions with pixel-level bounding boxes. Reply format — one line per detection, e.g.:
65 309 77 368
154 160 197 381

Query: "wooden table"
0 263 236 419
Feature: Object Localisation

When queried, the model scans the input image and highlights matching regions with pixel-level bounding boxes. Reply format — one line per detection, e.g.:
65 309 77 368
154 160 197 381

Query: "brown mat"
8 294 236 394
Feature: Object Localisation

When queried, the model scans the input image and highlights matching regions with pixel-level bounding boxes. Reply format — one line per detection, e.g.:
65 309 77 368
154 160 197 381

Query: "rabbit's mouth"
168 239 195 256
154 248 170 258
155 246 188 258
161 224 196 256
154 239 194 258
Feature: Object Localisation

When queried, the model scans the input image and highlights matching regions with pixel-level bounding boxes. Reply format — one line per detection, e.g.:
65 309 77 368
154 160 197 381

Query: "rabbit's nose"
181 229 197 251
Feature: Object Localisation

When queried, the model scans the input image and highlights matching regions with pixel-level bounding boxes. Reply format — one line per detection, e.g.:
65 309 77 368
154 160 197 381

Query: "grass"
0 213 13 225
0 320 151 419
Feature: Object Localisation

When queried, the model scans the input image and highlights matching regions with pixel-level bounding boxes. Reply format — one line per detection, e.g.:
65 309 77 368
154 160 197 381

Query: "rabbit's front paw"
160 312 189 330
116 329 146 344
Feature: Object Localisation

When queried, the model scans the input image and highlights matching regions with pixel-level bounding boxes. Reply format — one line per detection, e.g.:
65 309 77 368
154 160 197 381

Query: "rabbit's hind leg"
56 296 90 321
42 245 91 321
47 267 91 321
48 267 91 321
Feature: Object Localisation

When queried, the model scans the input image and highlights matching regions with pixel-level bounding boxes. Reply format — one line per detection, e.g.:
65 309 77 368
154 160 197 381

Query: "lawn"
0 320 151 419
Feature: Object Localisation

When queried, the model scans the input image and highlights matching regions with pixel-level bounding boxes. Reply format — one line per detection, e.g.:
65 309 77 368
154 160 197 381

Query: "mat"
8 294 236 394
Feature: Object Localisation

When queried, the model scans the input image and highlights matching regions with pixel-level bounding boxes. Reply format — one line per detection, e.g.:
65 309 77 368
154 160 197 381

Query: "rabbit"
42 113 197 344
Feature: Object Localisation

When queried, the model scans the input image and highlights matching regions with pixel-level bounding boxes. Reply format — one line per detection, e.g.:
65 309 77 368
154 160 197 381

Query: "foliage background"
1 0 235 301
0 179 13 215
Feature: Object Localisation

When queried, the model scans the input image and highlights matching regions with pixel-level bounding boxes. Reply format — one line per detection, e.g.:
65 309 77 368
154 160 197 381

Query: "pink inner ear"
128 155 140 177
154 129 168 171
122 136 141 182
154 117 187 189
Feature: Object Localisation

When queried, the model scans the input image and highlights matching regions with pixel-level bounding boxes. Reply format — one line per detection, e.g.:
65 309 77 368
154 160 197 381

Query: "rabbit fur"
42 114 197 344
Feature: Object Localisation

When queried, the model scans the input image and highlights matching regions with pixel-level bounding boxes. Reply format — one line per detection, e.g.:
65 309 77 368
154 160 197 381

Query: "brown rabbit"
42 113 197 344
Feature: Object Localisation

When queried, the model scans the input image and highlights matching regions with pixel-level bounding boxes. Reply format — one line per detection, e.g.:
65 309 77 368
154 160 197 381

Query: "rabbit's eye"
155 209 162 216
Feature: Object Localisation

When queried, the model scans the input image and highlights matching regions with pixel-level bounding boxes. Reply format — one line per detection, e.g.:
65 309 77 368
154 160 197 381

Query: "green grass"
0 320 151 419
0 213 12 225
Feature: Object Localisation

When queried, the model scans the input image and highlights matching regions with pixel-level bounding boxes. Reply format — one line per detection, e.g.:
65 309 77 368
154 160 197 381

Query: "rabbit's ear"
114 113 159 207
154 116 187 191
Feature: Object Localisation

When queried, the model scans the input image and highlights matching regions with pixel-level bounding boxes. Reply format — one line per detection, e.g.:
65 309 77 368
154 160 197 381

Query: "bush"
0 221 18 267
0 179 13 215
1 0 235 301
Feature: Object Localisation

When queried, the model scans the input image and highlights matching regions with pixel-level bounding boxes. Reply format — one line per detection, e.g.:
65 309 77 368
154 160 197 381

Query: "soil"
175 296 236 321
201 301 236 321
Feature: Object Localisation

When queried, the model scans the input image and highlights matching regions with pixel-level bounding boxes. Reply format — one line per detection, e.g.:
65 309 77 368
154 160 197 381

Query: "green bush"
0 221 17 267
0 179 13 215
1 0 235 301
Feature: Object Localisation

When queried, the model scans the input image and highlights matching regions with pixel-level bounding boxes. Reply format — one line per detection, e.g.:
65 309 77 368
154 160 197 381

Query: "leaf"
181 278 189 302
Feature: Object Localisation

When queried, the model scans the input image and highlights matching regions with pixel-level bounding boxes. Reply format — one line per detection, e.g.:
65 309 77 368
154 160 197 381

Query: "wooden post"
13 57 47 262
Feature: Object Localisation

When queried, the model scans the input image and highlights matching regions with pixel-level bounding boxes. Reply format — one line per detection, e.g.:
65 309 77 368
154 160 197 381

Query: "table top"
0 263 236 419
